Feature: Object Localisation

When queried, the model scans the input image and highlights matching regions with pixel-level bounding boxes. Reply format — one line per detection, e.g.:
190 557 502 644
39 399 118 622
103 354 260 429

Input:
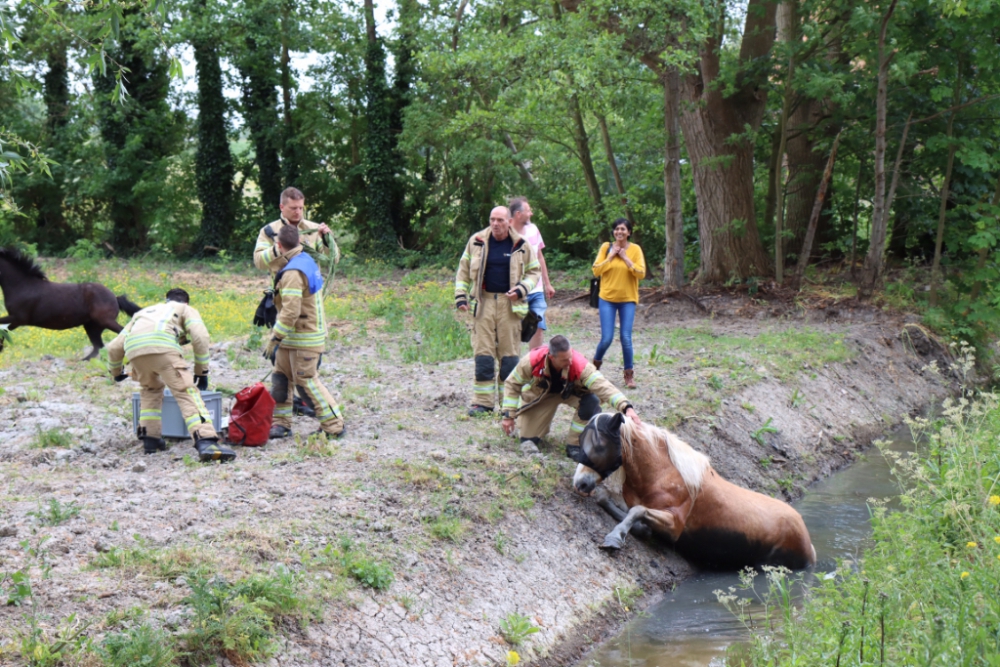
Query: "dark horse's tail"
117 295 142 317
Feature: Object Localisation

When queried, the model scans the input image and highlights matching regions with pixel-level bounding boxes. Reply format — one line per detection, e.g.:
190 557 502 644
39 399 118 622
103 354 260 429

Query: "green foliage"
30 427 72 449
3 570 33 606
325 538 394 591
28 498 80 526
100 624 178 667
183 569 311 665
499 612 539 646
361 10 401 257
191 8 236 253
750 417 779 446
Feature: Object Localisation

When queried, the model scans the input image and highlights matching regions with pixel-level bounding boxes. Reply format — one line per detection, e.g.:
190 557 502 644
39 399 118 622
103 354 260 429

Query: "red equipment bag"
226 383 275 447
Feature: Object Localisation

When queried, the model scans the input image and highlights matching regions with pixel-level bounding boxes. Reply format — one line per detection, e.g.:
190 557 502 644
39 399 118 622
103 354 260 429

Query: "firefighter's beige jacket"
107 302 211 376
253 217 340 277
454 226 540 317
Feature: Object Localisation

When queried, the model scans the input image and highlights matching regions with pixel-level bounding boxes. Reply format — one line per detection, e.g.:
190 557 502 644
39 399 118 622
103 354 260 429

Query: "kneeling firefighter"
108 288 235 462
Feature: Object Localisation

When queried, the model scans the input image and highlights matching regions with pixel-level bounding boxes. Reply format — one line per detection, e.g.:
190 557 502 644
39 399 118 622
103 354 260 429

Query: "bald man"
455 206 541 416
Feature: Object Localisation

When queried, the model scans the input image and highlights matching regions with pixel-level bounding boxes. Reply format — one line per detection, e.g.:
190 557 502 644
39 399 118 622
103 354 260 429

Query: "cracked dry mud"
0 288 954 666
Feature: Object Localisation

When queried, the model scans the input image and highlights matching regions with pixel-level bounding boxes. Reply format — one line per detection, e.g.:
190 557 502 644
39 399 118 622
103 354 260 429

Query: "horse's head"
567 412 624 496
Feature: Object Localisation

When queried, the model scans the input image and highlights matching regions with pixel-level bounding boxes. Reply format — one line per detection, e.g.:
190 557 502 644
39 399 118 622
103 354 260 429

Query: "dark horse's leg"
81 285 126 361
82 322 106 361
593 486 652 540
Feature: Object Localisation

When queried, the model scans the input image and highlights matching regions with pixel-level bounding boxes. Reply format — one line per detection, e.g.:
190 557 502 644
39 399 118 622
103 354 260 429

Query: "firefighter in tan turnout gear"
253 186 339 417
501 335 640 455
263 224 345 440
455 206 541 416
253 186 340 277
108 289 235 462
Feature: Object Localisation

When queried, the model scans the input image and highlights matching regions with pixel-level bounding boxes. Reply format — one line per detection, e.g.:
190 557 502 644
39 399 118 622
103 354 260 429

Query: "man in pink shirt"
509 197 555 350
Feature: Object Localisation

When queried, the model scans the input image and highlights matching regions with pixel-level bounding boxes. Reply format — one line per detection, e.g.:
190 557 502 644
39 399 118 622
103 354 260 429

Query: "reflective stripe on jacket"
107 302 211 375
273 246 327 351
253 217 340 277
502 349 632 416
455 226 540 317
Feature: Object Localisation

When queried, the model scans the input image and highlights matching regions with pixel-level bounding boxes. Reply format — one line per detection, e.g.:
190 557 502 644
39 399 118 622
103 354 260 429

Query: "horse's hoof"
600 536 623 551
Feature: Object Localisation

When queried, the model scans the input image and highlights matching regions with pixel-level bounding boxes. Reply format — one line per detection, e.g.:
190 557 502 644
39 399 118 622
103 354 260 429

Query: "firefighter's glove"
113 373 129 383
196 374 209 391
263 338 281 364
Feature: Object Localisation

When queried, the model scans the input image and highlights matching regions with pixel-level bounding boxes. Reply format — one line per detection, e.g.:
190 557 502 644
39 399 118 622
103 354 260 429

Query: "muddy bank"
0 289 953 666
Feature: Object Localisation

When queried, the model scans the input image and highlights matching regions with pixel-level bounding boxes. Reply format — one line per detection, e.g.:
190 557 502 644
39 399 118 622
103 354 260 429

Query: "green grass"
303 538 395 591
720 393 1000 666
28 498 80 526
183 569 314 665
30 428 73 449
89 544 212 581
100 624 178 667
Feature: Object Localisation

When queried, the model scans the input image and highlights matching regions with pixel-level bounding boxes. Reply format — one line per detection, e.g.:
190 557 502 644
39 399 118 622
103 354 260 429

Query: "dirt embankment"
0 289 954 667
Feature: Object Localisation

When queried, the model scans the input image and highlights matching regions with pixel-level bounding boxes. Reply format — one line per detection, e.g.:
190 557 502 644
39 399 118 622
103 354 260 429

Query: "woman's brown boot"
592 359 603 370
623 368 636 389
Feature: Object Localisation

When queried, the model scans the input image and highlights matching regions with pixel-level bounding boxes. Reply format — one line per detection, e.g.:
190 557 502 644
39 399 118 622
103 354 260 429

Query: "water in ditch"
575 426 915 667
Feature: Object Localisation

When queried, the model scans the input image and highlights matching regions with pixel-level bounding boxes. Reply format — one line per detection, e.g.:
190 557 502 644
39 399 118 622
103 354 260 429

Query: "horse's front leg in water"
594 488 652 540
601 506 648 551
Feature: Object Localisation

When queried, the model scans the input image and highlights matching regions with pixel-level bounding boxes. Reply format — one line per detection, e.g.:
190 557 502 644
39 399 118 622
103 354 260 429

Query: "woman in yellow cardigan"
592 218 645 388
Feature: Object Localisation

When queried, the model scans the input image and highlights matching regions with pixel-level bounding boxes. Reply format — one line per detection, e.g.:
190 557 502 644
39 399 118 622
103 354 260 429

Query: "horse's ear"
610 412 625 433
566 445 586 463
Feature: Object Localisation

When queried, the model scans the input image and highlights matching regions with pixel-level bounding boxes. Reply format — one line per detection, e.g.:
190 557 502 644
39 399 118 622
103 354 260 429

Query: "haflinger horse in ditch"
567 412 816 570
0 247 142 360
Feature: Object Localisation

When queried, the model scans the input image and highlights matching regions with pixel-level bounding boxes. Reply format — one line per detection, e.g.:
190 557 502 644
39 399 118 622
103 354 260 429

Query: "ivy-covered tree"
236 0 284 221
360 0 397 255
93 9 182 254
191 0 235 253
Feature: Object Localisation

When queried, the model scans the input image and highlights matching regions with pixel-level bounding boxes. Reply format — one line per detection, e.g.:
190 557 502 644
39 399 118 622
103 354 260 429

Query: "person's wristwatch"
502 412 514 420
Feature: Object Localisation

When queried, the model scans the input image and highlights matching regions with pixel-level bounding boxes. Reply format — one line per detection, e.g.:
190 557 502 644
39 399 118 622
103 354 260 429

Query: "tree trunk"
679 83 772 282
238 32 283 220
280 0 299 186
763 123 782 234
791 130 842 289
569 93 605 219
37 43 69 239
773 63 793 284
849 157 865 276
193 6 236 252
663 66 684 290
362 0 398 254
784 99 833 257
858 0 899 299
676 0 777 283
928 72 961 307
597 114 635 226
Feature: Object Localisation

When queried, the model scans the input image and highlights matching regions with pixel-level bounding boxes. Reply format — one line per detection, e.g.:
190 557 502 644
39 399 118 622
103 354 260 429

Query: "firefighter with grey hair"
455 205 541 416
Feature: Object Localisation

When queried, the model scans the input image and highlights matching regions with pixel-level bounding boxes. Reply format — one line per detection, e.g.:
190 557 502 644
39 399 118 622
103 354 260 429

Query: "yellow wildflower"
995 537 1000 544
968 541 978 548
990 495 1000 506
507 651 521 666
961 571 970 579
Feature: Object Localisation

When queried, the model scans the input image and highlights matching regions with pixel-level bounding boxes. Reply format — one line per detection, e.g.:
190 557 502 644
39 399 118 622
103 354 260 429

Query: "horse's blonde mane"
619 418 710 497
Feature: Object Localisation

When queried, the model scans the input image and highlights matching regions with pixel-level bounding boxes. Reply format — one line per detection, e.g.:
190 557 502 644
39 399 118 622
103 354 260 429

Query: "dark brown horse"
0 247 142 360
568 413 816 570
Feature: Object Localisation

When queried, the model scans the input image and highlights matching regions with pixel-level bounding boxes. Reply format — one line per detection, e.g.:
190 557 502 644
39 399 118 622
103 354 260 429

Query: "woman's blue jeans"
594 298 635 370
